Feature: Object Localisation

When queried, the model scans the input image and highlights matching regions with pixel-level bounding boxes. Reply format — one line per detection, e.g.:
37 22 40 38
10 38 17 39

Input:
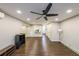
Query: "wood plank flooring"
13 36 79 56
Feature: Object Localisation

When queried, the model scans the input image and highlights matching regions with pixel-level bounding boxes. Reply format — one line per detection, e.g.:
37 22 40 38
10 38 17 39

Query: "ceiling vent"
0 12 5 19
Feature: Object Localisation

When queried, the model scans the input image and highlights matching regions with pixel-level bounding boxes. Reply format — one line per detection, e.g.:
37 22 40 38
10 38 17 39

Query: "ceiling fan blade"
46 14 58 16
44 3 52 14
36 15 43 20
30 11 43 15
44 17 48 21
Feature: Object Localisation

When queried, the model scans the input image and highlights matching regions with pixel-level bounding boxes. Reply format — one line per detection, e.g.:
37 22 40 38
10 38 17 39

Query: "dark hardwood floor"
13 35 79 56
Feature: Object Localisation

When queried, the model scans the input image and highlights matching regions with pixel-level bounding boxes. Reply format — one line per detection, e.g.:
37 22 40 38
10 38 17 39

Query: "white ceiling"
0 3 79 25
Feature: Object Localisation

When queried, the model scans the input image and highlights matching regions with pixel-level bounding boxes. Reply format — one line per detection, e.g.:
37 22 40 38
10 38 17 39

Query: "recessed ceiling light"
0 12 5 19
55 18 59 21
66 9 72 13
27 18 30 21
16 10 22 14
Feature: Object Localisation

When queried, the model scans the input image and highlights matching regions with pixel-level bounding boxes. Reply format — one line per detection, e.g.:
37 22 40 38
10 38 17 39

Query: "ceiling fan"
30 3 58 21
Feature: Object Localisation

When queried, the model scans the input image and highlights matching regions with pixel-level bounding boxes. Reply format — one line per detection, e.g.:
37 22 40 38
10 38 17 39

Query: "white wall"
26 25 42 37
0 14 27 50
60 15 79 54
46 23 59 41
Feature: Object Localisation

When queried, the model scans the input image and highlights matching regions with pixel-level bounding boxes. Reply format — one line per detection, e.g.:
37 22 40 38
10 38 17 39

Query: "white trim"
61 41 79 55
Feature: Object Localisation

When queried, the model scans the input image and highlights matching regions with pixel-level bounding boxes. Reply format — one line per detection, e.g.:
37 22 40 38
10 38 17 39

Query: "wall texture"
60 15 79 54
0 14 27 50
46 23 59 41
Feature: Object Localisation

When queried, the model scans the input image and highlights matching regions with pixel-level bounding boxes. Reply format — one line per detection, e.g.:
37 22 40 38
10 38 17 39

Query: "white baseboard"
49 38 60 42
61 41 79 55
46 35 60 42
50 40 60 42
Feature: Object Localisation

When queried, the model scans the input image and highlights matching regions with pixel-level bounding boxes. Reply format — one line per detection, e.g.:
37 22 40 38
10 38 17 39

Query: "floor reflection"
42 34 48 55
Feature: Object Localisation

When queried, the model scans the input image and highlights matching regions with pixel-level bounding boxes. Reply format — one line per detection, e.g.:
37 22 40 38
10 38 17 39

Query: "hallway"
0 3 79 56
13 35 78 56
